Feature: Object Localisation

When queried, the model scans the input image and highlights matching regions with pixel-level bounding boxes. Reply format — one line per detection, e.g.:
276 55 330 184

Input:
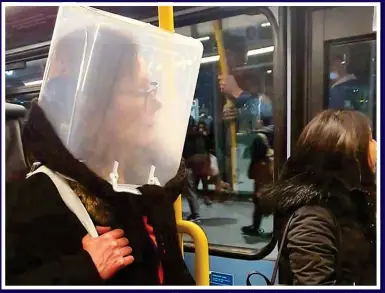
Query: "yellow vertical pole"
157 6 184 252
158 6 209 286
213 20 237 191
158 6 174 31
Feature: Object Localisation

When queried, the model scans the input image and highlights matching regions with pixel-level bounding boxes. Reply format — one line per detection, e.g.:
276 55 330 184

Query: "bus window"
6 58 47 90
176 12 276 250
327 40 376 132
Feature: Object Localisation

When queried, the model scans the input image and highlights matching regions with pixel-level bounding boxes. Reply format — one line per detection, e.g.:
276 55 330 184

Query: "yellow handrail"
177 220 210 286
158 5 210 286
212 20 237 191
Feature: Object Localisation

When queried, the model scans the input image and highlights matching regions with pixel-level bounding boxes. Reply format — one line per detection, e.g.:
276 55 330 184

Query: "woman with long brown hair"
258 109 376 285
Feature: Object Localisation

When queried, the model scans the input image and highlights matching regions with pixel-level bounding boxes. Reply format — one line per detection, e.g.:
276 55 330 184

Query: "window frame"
305 6 376 124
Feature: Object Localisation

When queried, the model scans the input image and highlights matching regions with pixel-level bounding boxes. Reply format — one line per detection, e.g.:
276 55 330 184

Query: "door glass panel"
327 40 376 136
176 11 276 249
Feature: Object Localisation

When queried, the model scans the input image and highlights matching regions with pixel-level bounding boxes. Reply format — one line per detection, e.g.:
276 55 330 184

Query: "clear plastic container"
38 6 203 189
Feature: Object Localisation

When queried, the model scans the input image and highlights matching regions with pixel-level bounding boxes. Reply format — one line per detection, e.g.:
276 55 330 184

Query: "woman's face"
109 56 161 147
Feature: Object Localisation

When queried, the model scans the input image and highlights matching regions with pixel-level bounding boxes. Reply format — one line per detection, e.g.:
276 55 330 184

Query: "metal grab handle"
177 220 210 286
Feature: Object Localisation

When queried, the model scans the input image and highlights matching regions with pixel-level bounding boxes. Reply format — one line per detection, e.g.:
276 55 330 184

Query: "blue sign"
209 271 234 286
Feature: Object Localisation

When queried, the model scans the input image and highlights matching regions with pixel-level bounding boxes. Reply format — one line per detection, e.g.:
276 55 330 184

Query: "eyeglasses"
116 81 161 112
145 81 159 99
135 81 159 99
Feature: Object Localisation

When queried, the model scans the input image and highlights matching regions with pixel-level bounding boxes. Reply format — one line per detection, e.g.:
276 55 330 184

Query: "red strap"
143 216 164 284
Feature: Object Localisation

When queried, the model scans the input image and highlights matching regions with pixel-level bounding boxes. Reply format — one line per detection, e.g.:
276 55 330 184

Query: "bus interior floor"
182 197 274 250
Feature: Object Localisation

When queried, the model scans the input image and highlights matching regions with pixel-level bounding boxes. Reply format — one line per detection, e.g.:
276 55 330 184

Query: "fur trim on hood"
258 151 375 223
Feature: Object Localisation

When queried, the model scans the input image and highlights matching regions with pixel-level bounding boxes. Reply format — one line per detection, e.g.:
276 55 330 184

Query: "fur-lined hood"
258 151 375 222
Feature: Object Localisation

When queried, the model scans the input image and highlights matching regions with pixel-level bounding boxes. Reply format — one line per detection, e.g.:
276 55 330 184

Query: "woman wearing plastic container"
6 7 203 286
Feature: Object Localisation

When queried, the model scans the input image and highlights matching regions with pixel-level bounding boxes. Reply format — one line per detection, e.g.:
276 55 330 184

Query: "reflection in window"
327 41 376 134
6 58 47 89
176 12 275 249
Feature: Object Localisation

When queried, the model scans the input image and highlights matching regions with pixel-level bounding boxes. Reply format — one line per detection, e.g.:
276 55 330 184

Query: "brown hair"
297 109 373 185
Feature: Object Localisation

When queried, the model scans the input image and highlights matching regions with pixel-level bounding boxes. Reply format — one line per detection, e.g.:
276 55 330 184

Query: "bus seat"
6 103 28 182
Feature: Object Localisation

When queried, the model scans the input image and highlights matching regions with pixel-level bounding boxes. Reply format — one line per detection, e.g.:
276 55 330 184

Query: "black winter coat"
6 102 194 286
258 152 376 285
